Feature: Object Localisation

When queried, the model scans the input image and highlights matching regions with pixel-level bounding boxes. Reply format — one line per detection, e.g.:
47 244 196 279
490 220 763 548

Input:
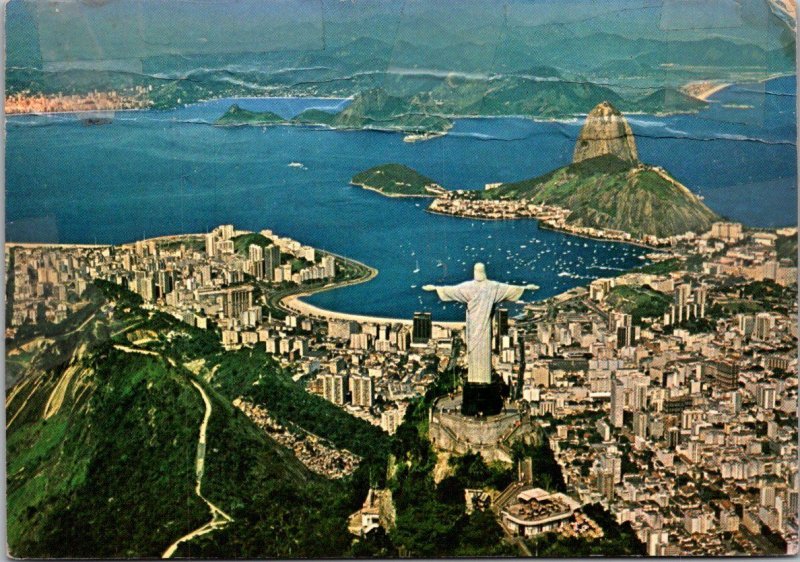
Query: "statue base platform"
428 393 536 464
461 381 503 416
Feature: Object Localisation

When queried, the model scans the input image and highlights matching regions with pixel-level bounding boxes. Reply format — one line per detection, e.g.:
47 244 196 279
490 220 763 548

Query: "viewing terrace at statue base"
428 392 538 464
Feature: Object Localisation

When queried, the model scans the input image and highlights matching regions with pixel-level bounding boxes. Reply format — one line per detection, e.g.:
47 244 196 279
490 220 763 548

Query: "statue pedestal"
461 381 503 416
428 393 536 464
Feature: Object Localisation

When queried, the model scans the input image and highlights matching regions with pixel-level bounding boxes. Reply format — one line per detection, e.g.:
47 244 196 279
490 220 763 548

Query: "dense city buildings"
5 88 152 114
6 218 798 555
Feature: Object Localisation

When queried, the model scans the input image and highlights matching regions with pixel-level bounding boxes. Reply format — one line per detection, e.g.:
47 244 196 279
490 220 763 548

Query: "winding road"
161 379 233 558
108 344 233 556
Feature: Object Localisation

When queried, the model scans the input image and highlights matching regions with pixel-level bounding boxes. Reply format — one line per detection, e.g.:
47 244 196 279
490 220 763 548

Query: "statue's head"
473 262 487 282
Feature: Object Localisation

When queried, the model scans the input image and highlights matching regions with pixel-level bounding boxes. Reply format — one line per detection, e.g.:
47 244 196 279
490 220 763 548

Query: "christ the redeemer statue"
423 263 538 409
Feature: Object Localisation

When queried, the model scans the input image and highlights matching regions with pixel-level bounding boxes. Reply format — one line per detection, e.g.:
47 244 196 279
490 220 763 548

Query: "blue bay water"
5 78 796 320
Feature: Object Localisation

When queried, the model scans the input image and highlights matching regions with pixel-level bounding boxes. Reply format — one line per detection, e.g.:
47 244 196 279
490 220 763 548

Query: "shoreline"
682 72 795 102
277 249 467 328
350 181 438 199
282 294 464 329
5 237 580 329
425 208 662 251
4 106 151 117
684 82 732 101
5 242 112 249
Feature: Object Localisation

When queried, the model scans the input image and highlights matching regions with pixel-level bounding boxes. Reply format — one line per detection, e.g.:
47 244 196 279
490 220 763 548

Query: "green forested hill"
351 163 446 197
215 104 285 126
294 88 453 134
7 345 208 557
5 283 387 558
486 154 719 238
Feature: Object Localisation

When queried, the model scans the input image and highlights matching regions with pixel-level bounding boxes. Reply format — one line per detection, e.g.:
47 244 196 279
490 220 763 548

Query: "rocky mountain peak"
573 101 639 164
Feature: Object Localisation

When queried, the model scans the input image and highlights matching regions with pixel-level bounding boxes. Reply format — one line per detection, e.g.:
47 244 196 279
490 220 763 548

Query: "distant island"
213 91 453 136
214 104 283 126
354 101 720 244
350 164 447 198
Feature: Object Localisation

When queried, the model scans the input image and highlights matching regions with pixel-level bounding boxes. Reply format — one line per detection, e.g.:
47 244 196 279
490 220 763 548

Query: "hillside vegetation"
351 164 446 197
231 232 273 254
215 104 284 126
486 155 719 238
606 284 673 324
222 82 711 135
6 282 388 558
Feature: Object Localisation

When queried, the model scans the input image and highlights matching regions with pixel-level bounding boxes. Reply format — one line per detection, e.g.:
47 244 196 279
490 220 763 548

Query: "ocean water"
5 77 796 320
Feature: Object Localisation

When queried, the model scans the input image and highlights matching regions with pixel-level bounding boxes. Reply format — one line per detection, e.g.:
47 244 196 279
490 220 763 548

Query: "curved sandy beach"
282 294 464 329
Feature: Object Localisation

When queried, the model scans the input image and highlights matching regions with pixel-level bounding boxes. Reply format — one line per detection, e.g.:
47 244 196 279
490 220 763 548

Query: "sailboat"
413 259 420 273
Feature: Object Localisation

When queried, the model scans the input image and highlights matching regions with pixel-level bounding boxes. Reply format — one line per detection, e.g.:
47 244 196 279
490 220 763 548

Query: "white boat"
413 259 420 273
288 161 304 168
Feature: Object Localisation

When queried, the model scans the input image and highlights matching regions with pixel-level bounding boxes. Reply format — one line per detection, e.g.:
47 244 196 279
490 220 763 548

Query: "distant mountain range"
212 79 709 135
6 0 795 118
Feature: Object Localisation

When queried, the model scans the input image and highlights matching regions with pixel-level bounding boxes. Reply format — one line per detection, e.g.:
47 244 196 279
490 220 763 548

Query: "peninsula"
355 101 720 245
350 164 447 198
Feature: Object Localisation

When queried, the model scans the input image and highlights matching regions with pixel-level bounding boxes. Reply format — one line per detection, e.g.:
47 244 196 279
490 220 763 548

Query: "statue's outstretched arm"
423 283 471 303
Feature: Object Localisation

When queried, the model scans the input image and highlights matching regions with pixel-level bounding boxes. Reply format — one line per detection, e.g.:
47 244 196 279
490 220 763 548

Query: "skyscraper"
494 307 509 351
350 375 374 408
205 232 216 258
706 360 739 392
248 244 262 261
693 285 708 318
754 312 775 340
323 373 348 405
412 312 432 344
222 286 253 319
264 245 281 282
633 411 649 438
673 283 692 324
610 377 624 428
615 313 636 349
757 384 777 410
321 255 336 278
218 224 235 240
249 244 265 279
